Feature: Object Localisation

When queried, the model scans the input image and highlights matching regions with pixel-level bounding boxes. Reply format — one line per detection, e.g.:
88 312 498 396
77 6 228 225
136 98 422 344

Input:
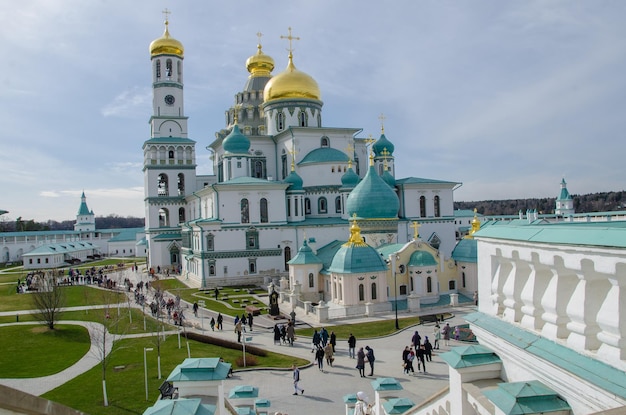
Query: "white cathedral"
143 19 468 312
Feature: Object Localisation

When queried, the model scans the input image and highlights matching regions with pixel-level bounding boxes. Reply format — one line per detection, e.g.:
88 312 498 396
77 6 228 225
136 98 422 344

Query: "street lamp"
390 254 400 330
144 347 154 401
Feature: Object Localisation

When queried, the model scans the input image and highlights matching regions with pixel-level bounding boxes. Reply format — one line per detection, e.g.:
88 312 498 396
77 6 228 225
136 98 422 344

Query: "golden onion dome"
246 44 275 78
263 53 321 102
149 20 184 58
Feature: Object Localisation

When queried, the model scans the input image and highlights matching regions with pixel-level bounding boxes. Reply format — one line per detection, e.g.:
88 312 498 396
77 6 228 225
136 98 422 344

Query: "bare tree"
31 271 65 329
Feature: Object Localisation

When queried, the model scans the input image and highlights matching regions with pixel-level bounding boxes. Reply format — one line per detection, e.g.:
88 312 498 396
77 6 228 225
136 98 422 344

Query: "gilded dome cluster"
150 20 184 57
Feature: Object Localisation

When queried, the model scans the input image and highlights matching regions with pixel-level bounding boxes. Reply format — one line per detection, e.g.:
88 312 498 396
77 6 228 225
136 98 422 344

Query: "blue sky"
1 1 625 222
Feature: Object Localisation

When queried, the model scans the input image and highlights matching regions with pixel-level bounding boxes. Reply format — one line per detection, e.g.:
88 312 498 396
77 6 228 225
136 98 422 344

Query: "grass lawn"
0 324 90 378
0 285 126 312
43 335 308 415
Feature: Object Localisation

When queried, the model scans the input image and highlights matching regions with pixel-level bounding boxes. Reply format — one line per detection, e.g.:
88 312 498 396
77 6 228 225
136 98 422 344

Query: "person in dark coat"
356 347 366 377
417 344 427 372
411 330 421 348
315 346 325 371
365 346 375 376
423 336 433 362
330 331 337 352
217 313 223 330
273 324 281 345
312 330 321 352
320 327 329 347
348 333 357 358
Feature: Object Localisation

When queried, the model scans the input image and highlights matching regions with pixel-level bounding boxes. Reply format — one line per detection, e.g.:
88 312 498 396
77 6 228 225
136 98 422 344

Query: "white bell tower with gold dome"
143 10 196 270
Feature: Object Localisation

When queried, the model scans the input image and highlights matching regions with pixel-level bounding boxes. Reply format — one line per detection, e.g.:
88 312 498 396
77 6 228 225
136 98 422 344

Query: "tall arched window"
249 260 256 274
168 150 174 159
434 195 441 217
284 247 291 271
177 173 185 196
320 136 330 147
318 197 327 214
277 112 285 131
449 280 456 290
309 273 314 288
420 196 426 217
156 60 161 79
178 207 185 223
260 198 268 223
281 153 288 179
209 263 216 275
305 198 311 214
157 173 169 196
335 196 342 213
359 284 365 301
371 282 377 300
427 276 432 293
158 208 170 227
241 199 249 223
166 59 173 77
298 111 306 127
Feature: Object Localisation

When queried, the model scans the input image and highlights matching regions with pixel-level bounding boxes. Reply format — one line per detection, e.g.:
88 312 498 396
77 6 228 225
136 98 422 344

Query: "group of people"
273 321 296 346
355 345 375 377
400 330 434 375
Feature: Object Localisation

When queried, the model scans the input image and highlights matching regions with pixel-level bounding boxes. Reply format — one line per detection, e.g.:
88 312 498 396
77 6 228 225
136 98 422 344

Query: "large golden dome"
150 20 184 58
246 44 275 78
263 53 321 102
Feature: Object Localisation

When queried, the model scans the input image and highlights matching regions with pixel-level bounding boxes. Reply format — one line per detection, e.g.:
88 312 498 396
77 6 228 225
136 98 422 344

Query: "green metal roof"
22 241 98 256
382 170 396 187
484 380 571 415
153 232 182 241
77 192 92 216
109 229 140 242
222 124 250 154
143 137 196 145
288 240 323 265
315 240 346 272
346 165 399 219
451 238 477 263
372 133 395 156
407 250 438 266
371 377 403 391
454 209 479 218
558 178 572 200
328 242 388 274
298 147 349 165
283 170 304 191
376 243 405 258
341 167 360 188
143 398 216 415
440 344 502 369
167 358 231 382
474 222 626 248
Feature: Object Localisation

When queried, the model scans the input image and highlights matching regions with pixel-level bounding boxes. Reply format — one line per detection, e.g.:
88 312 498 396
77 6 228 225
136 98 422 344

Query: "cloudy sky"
1 1 625 222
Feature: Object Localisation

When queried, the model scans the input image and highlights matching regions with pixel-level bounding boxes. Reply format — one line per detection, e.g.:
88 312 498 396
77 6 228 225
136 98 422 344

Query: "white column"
596 263 626 362
502 254 529 323
520 256 550 331
490 258 511 316
541 257 577 340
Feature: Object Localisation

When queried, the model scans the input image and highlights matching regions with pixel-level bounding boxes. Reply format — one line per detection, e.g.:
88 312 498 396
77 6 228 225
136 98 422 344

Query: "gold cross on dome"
344 142 354 162
378 113 386 133
380 148 391 170
256 31 263 44
280 27 300 53
364 134 376 147
162 8 171 22
288 144 299 171
411 221 421 240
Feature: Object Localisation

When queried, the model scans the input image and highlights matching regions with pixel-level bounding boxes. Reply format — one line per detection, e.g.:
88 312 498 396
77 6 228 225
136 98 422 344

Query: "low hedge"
183 331 267 357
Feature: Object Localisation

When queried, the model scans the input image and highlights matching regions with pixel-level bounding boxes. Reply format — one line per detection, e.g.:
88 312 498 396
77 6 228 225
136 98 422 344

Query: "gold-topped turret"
150 9 184 57
246 32 275 78
344 214 368 247
466 208 482 239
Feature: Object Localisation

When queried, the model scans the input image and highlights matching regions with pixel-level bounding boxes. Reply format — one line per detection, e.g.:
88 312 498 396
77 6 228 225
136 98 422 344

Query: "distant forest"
454 191 626 216
0 215 144 232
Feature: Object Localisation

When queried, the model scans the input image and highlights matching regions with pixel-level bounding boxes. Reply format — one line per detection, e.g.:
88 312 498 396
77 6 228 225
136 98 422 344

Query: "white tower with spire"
74 191 95 232
555 178 574 216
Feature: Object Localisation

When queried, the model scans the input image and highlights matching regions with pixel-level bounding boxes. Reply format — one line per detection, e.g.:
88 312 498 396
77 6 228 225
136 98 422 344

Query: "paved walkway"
0 269 476 414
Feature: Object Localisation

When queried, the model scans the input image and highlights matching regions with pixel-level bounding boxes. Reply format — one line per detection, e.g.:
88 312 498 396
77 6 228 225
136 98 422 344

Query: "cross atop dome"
280 27 301 54
378 113 386 134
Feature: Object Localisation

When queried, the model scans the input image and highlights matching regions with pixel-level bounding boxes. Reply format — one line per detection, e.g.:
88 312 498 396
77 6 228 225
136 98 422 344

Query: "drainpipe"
191 193 206 288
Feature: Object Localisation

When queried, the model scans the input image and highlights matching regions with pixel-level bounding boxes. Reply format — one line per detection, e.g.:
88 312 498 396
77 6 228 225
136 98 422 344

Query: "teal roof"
316 240 347 273
283 170 304 191
376 243 405 258
222 124 250 154
142 398 216 415
466 312 626 400
228 385 259 399
108 229 140 242
474 222 626 248
407 250 437 267
288 240 323 265
167 358 231 382
558 178 572 200
382 170 396 187
328 242 388 274
153 232 182 241
396 177 460 186
440 344 502 369
382 398 415 415
372 133 395 156
298 147 349 165
454 209 479 218
451 238 477 263
346 165 399 219
77 192 92 216
143 137 196 145
371 377 403 391
341 167 360 188
22 241 98 256
484 380 570 415
218 177 286 186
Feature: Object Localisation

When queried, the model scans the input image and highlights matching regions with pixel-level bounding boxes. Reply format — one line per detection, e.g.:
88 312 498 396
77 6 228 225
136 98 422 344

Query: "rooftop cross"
288 142 299 171
378 113 386 134
411 221 421 240
280 27 300 54
344 142 354 164
162 8 171 23
380 148 391 170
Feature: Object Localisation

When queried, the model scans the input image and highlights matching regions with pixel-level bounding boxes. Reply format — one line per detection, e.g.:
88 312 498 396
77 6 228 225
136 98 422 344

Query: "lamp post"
144 347 154 401
390 254 399 330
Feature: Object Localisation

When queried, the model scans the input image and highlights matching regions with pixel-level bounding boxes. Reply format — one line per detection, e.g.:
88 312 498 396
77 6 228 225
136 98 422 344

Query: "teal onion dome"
328 220 388 273
222 124 250 154
372 133 394 156
341 167 360 188
283 169 304 191
346 164 399 219
381 169 396 188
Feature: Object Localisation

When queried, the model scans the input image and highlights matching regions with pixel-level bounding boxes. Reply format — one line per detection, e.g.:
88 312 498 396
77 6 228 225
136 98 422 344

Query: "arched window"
427 276 432 293
420 196 426 217
156 60 161 79
241 199 249 223
158 208 170 227
168 150 174 159
359 284 365 301
209 263 216 275
277 112 285 131
254 160 265 178
157 173 169 196
298 111 307 127
331 166 335 173
320 136 329 147
206 233 215 251
434 195 441 217
166 59 173 77
178 207 185 223
371 282 377 300
284 247 291 271
318 197 327 214
281 153 288 179
177 173 185 196
249 260 256 274
335 196 342 213
309 272 314 288
260 198 268 223
283 246 291 271
305 198 311 214
449 280 456 290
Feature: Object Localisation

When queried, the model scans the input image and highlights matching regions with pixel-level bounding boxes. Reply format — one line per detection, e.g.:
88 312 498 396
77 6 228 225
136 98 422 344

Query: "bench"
158 381 178 399
420 314 440 324
245 305 261 316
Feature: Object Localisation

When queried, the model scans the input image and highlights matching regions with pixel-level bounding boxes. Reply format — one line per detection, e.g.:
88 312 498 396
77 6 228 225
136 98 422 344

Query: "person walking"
292 364 304 395
454 325 461 341
433 324 441 349
241 314 247 332
324 342 334 367
312 330 321 352
217 313 223 330
424 336 433 362
442 323 451 346
356 347 366 377
210 316 215 331
330 331 337 352
405 347 416 375
286 321 295 346
273 324 282 345
320 327 329 347
192 301 198 317
235 320 242 343
315 346 325 371
411 330 421 349
354 391 372 415
247 312 253 331
348 333 357 359
402 346 410 374
365 346 375 376
417 344 427 373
